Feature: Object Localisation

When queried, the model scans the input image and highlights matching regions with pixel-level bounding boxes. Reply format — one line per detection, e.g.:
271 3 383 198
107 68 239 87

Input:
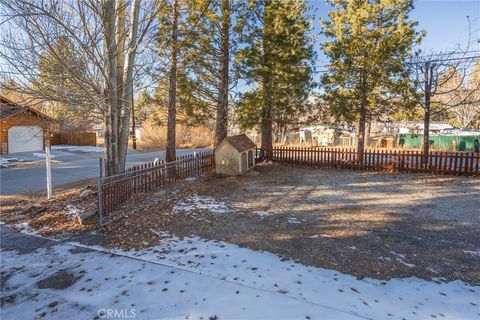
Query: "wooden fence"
50 132 97 146
98 151 215 223
258 147 480 176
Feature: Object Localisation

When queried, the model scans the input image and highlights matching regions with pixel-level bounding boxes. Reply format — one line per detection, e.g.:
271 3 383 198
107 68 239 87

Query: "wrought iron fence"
97 151 215 224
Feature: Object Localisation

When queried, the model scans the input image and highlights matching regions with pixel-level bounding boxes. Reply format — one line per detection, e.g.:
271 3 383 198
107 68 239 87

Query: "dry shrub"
138 120 213 149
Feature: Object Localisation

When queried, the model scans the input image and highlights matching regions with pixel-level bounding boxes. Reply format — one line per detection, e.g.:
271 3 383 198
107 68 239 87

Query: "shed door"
8 126 43 153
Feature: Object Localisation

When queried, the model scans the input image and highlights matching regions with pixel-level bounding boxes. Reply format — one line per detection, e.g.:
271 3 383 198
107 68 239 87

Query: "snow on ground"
67 231 480 320
389 251 416 268
287 217 301 224
0 157 23 167
172 194 232 214
12 222 38 235
65 205 80 220
255 210 270 217
2 236 360 320
50 145 103 153
463 250 480 257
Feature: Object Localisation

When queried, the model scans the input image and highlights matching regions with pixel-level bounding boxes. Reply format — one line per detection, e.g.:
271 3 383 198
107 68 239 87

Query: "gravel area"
103 163 480 285
3 163 479 285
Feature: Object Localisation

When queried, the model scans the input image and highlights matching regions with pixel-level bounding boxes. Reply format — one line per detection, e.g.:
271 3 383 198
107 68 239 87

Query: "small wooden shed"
0 96 53 154
215 134 256 175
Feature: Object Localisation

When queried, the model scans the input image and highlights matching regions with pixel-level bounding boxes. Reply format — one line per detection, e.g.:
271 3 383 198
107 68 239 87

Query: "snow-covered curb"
51 145 103 153
0 157 24 167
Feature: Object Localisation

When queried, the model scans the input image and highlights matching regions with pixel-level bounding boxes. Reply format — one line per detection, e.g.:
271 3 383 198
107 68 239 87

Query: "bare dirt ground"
3 164 479 285
0 181 98 238
103 163 480 285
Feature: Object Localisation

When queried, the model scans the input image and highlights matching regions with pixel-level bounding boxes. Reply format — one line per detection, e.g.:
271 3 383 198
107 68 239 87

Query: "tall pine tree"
182 0 246 146
237 0 314 159
321 0 423 161
157 0 211 161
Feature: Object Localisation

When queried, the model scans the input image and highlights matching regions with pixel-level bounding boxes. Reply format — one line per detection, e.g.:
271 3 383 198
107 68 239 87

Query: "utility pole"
422 61 431 166
131 93 137 150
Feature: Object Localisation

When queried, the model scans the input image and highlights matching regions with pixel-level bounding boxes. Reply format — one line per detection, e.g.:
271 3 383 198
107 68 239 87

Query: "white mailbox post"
33 147 55 199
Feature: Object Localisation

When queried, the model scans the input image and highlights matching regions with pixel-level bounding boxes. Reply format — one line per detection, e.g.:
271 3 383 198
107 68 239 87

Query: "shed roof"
224 134 256 152
0 96 52 121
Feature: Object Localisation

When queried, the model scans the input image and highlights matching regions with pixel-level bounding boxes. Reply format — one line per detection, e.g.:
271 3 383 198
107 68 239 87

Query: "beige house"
215 134 256 175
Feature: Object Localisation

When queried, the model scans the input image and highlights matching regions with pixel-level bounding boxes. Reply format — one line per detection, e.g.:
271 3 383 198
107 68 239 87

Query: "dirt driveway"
103 163 480 286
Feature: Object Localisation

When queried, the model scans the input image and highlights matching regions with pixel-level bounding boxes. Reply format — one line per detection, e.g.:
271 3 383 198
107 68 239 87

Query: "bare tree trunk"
366 118 371 148
357 103 367 164
166 0 179 162
356 74 367 164
102 0 120 175
261 105 273 159
118 0 140 169
131 93 137 150
260 0 273 160
116 0 126 104
214 0 230 147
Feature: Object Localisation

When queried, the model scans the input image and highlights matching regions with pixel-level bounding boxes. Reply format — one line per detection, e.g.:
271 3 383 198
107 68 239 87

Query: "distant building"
0 96 53 154
292 125 355 147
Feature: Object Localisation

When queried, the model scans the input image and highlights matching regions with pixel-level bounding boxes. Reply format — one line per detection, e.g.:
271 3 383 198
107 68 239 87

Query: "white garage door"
8 126 43 153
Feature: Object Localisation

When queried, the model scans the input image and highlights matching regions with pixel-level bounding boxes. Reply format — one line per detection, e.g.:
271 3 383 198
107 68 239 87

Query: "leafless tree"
440 62 480 128
0 0 159 175
411 52 480 162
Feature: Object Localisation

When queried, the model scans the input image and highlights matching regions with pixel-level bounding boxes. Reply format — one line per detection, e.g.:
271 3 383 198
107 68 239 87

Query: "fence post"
194 152 200 179
98 157 104 225
164 166 168 196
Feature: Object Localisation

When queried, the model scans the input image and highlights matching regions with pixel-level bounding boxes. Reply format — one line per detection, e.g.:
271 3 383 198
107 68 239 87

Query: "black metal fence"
98 151 215 224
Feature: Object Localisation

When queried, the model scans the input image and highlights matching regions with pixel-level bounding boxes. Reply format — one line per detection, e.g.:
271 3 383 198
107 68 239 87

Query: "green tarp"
397 134 479 151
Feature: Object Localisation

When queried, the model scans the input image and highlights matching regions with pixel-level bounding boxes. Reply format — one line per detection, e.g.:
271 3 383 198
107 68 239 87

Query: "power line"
307 53 480 72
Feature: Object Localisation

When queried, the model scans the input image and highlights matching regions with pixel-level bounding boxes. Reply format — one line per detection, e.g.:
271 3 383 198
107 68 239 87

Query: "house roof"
0 96 52 121
224 134 256 152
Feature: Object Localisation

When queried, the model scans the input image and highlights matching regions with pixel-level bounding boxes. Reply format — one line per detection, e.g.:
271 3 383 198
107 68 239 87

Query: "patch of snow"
396 259 416 268
287 217 301 224
0 157 23 167
149 229 180 241
65 205 80 220
390 251 416 268
427 267 439 274
255 210 270 217
2 241 360 320
60 231 480 320
51 145 103 153
172 194 232 214
13 222 37 235
308 235 319 238
463 250 480 257
347 246 357 250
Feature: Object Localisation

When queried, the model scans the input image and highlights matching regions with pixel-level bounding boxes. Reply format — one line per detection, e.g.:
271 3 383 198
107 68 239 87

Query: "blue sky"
309 0 480 64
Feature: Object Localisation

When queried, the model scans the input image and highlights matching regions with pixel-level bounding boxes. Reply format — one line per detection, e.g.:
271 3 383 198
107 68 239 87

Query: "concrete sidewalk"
0 226 357 320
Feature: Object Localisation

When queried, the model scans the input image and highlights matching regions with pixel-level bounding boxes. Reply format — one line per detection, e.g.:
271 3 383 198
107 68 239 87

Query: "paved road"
0 148 207 196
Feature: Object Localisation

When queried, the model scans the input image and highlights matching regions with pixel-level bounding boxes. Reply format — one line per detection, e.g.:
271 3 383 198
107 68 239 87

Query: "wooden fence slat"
258 146 478 177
